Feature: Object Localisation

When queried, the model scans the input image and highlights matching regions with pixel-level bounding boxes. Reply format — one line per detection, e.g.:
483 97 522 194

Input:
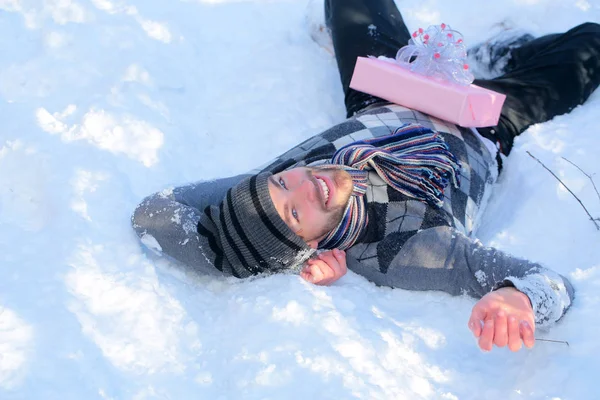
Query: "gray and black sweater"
132 104 574 327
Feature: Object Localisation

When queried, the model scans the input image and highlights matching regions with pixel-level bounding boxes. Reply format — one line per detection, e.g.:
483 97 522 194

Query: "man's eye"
278 177 288 190
292 208 299 222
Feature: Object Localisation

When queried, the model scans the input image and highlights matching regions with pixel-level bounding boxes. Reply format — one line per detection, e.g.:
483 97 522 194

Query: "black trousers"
325 0 600 155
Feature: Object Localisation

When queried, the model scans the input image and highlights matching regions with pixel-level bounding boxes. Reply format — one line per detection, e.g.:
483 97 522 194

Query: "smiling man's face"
267 166 354 249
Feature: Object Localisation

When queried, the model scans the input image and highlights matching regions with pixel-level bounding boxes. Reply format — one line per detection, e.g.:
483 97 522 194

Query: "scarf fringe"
335 124 461 207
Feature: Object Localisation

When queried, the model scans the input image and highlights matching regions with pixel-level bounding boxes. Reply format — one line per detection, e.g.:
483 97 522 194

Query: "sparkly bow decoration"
395 23 474 86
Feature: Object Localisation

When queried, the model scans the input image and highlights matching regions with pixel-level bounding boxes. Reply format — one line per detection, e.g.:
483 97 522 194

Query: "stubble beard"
309 166 354 242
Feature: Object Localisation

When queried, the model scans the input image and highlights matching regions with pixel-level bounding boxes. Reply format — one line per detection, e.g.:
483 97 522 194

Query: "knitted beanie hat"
217 172 313 274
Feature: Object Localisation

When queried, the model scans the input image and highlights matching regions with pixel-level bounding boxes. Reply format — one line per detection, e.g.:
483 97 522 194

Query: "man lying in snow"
132 0 600 352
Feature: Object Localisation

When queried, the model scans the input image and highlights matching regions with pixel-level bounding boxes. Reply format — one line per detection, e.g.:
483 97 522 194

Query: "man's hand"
300 249 347 286
468 287 535 352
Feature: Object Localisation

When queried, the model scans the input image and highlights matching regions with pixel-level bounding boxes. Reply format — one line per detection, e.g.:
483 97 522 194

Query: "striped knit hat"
216 172 313 275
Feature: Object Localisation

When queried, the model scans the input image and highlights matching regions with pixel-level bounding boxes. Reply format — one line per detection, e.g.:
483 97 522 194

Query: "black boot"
468 29 535 78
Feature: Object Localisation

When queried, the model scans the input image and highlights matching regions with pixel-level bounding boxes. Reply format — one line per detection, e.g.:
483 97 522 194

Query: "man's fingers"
317 263 336 285
319 251 341 274
493 311 508 348
307 263 325 283
319 250 347 279
478 318 494 351
300 263 316 283
468 319 482 338
302 251 348 286
300 270 312 282
468 307 486 337
520 321 535 349
311 260 338 285
332 249 346 262
507 316 522 352
332 249 347 274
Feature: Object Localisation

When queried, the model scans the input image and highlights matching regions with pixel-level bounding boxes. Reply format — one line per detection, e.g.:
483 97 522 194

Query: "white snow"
474 270 487 287
139 233 162 253
1 0 599 399
0 307 33 390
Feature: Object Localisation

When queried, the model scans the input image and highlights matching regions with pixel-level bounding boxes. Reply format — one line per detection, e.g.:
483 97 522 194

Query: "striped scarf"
318 123 461 250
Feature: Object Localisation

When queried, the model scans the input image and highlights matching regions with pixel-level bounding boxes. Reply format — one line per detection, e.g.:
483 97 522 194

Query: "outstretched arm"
131 174 250 277
347 226 574 325
346 225 574 350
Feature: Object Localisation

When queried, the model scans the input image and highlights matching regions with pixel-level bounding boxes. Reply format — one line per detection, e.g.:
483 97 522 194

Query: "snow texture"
1 0 599 399
507 272 572 328
140 233 162 254
474 270 488 287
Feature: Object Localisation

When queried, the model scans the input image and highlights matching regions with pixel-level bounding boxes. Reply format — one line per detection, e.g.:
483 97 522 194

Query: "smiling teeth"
316 178 329 203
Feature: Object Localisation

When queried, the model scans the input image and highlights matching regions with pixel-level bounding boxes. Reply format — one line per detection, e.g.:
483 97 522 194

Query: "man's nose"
297 179 316 203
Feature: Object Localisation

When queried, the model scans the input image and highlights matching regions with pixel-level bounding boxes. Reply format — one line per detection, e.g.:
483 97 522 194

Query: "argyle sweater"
132 104 574 327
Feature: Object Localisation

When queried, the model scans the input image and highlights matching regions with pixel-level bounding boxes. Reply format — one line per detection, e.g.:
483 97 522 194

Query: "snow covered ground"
1 0 599 398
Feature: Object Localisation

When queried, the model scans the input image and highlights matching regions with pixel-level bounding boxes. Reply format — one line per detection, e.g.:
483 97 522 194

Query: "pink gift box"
350 57 506 128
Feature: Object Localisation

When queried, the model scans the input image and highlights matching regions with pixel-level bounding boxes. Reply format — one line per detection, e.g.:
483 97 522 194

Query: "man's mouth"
314 176 331 206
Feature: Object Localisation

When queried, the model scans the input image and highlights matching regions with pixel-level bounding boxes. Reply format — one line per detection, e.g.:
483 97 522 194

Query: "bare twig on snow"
561 156 600 204
536 338 570 347
526 151 600 231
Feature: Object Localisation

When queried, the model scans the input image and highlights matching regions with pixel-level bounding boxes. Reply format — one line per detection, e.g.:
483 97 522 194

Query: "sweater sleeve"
346 226 574 327
131 174 250 277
